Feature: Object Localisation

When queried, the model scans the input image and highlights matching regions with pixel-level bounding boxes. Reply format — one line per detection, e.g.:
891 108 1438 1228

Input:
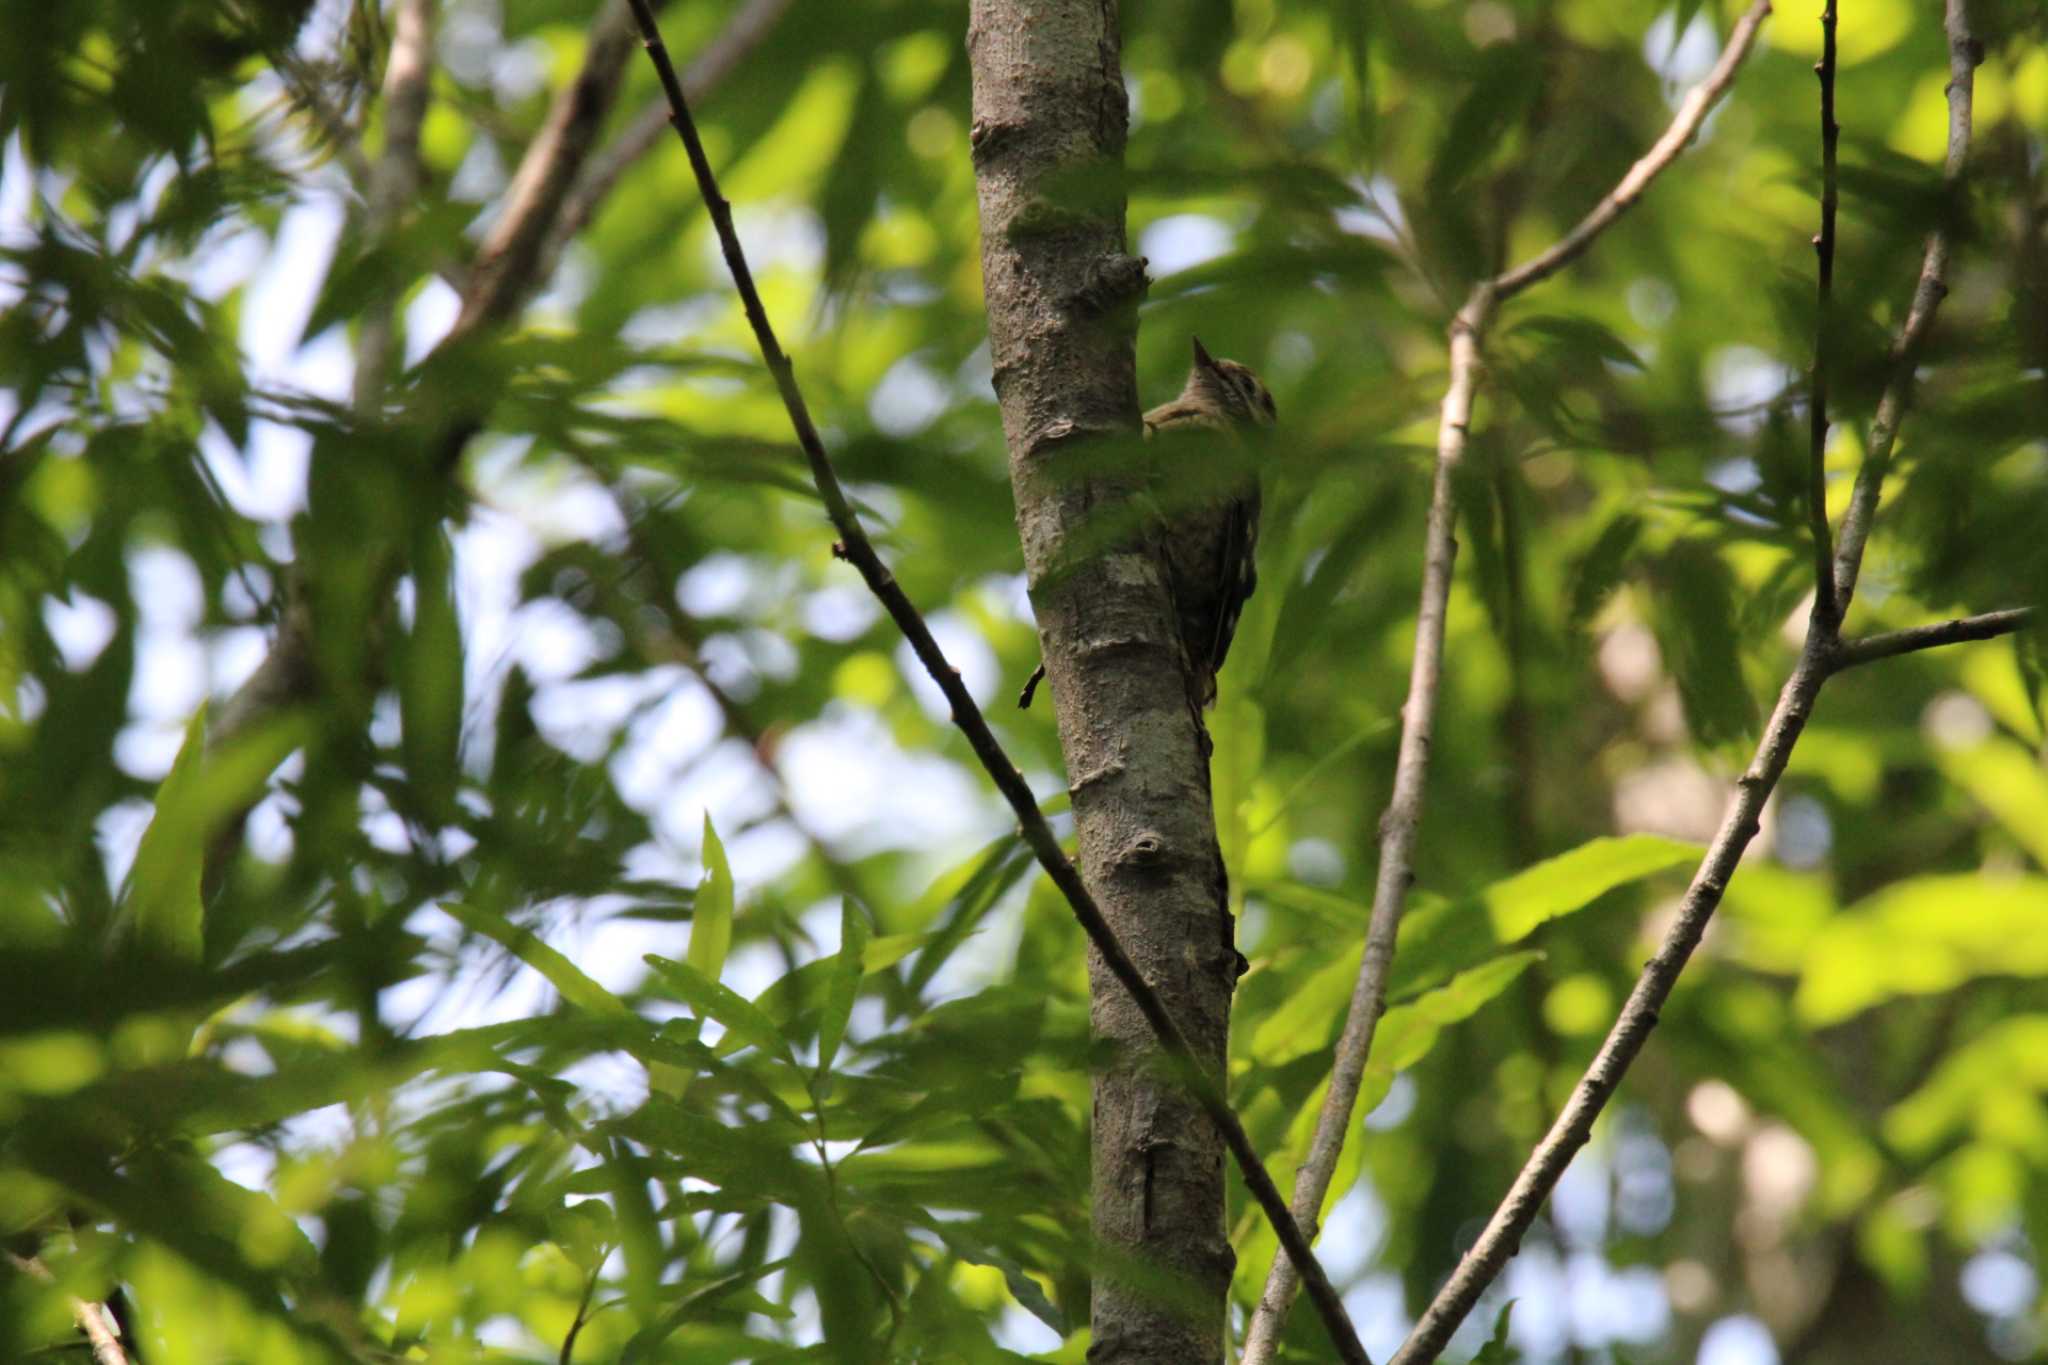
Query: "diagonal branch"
1489 1 1773 301
1807 0 1842 625
1830 0 1978 614
1830 607 2036 672
1239 5 1773 1358
1389 6 1978 1361
619 2 1369 1360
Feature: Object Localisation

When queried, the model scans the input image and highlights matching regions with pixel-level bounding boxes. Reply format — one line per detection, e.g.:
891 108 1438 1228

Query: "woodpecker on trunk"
1015 338 1271 711
1143 337 1271 708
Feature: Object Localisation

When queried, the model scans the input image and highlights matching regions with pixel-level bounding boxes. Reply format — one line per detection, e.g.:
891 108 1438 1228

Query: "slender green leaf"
395 522 463 822
119 706 209 963
645 954 792 1061
691 813 736 982
442 901 628 1018
818 899 870 1075
1392 835 1700 997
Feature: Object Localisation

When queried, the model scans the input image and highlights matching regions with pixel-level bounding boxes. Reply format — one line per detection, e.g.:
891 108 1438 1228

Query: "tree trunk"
966 4 1237 1360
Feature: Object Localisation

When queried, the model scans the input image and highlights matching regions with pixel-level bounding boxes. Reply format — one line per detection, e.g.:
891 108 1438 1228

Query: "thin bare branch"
1240 7 1773 1358
1390 7 1977 1361
1491 1 1773 301
1240 288 1490 1365
1831 0 1981 612
1392 644 1831 1365
1807 0 1842 625
620 3 1368 1359
1831 607 2036 672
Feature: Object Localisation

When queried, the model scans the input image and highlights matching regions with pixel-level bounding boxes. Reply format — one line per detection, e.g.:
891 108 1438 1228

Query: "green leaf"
904 833 1035 996
1249 941 1363 1066
441 902 628 1018
644 954 792 1062
1650 541 1756 748
1429 43 1542 193
922 1219 1069 1336
1885 1014 2048 1157
118 706 210 964
1248 715 1393 839
617 1258 796 1363
1937 738 2048 870
1393 835 1700 997
1511 314 1646 371
611 1097 809 1189
1212 693 1265 885
2016 628 2047 737
817 900 871 1076
1473 1298 1518 1363
1347 953 1540 1120
547 1198 616 1272
1335 0 1377 152
395 522 463 823
690 813 736 982
1567 511 1643 634
735 930 943 1058
1796 875 2048 1026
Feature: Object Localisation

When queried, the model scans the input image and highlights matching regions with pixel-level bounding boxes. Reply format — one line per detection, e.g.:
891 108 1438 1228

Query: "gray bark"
966 4 1235 1360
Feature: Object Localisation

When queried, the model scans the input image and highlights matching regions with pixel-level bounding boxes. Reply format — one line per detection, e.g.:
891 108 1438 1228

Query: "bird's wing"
1209 476 1260 675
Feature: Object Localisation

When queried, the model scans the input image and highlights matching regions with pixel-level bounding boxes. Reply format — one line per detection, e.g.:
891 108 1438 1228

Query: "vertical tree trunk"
966 4 1236 1360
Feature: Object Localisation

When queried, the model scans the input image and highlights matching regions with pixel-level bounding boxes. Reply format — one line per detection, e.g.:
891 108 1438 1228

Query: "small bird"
1144 337 1272 708
1016 338 1271 711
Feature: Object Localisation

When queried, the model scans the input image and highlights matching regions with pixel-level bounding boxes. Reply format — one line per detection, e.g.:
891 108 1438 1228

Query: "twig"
1831 0 1980 612
1489 1 1773 299
1393 646 1831 1365
1807 0 1841 625
559 1268 599 1365
1015 661 1045 709
619 4 1368 1361
5 1251 130 1365
1389 7 1977 1361
1239 6 1774 1359
1830 607 2035 671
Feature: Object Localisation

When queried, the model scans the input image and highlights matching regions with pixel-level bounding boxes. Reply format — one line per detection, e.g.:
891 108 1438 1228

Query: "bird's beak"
1191 336 1217 371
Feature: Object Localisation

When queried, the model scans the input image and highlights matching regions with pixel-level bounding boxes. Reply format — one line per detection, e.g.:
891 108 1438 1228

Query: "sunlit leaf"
816 899 870 1075
442 902 628 1019
117 706 211 964
644 954 792 1062
1392 835 1700 998
690 813 736 983
1796 876 2048 1025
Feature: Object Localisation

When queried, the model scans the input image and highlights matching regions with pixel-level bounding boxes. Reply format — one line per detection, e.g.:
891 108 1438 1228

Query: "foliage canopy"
2 0 2045 1361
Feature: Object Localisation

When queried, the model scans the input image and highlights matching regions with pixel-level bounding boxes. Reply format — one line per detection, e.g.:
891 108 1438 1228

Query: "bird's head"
1189 336 1277 428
